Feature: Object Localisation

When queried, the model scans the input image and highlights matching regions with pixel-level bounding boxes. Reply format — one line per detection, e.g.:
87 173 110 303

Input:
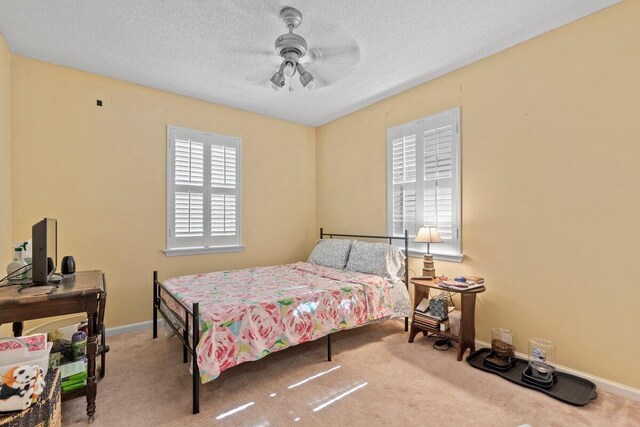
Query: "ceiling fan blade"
245 63 278 85
306 44 361 67
301 67 331 90
302 28 362 68
222 46 276 61
242 48 276 58
309 77 328 90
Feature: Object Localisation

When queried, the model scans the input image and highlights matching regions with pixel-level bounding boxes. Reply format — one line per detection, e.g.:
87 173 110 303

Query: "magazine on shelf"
438 280 484 291
415 298 430 313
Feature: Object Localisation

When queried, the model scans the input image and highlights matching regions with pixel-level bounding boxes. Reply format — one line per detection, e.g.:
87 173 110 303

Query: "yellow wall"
0 33 10 262
317 1 640 388
9 56 316 330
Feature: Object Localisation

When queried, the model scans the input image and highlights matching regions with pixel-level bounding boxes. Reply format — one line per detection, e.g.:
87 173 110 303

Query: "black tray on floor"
467 348 597 406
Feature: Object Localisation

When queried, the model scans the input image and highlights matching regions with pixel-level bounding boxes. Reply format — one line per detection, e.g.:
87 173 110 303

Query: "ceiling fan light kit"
271 7 315 90
297 64 314 89
270 68 286 89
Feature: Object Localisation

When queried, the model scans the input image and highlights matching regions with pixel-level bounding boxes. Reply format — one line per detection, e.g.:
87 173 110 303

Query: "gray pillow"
307 239 352 270
346 241 405 282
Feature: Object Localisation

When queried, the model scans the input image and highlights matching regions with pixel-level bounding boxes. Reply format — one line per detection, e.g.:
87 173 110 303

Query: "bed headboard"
319 228 410 290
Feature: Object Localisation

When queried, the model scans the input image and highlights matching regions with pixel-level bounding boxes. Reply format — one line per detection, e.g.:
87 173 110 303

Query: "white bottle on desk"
6 246 27 281
23 240 33 279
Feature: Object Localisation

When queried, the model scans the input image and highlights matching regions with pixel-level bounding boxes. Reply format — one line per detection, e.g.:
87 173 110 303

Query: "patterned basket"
0 368 61 427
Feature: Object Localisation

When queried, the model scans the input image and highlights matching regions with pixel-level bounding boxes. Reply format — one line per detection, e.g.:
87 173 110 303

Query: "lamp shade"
414 226 443 243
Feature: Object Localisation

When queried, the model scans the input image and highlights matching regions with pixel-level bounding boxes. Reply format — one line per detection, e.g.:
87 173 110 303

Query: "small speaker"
61 256 76 275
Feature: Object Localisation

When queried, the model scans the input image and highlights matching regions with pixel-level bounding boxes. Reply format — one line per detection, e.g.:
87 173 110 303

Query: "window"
165 126 243 256
387 108 462 261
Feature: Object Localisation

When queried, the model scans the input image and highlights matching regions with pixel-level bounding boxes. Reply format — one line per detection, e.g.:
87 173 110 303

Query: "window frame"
386 107 463 262
164 125 244 256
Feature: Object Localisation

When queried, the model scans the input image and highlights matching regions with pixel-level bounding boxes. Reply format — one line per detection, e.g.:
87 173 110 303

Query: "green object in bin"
62 372 87 386
62 380 87 390
62 371 87 392
62 381 86 392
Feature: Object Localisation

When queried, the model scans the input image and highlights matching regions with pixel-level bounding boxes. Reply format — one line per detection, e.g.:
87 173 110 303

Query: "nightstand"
409 278 486 361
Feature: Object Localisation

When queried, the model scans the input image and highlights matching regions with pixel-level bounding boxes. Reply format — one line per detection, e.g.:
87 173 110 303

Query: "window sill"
163 245 245 257
408 249 463 263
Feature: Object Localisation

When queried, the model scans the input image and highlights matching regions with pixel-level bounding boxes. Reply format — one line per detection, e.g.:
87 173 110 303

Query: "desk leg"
86 308 98 422
458 293 477 361
12 321 23 337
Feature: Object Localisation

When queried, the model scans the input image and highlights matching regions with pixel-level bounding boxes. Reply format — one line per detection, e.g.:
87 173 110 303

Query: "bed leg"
183 316 189 364
192 302 200 415
327 333 332 362
153 271 158 339
404 230 410 334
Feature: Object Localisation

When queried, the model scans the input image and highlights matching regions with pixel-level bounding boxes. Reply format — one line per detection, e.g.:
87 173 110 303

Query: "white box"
0 341 53 377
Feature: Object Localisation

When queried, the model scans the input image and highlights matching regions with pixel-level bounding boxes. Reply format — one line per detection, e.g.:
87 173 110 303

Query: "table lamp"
414 226 443 279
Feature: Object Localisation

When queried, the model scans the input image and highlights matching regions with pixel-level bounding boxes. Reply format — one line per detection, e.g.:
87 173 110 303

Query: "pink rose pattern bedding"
162 262 394 383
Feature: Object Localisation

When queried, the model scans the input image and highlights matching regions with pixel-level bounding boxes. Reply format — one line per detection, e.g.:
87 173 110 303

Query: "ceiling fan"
247 6 361 92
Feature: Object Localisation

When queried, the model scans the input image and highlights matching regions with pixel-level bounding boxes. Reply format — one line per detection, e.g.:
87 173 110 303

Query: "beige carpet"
62 321 640 426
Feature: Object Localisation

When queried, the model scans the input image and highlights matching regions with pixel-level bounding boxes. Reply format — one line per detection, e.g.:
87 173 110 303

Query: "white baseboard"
475 339 640 402
105 319 164 337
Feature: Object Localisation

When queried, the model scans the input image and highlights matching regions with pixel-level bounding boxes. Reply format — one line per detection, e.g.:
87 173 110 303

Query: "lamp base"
423 254 435 279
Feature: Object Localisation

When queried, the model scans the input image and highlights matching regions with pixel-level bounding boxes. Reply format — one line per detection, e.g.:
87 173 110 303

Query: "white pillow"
307 239 352 270
345 241 405 283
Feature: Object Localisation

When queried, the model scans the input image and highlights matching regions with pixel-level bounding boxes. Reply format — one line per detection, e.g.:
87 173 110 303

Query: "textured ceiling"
0 0 620 126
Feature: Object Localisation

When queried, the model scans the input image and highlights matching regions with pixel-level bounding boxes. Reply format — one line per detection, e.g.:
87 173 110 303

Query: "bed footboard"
153 271 200 414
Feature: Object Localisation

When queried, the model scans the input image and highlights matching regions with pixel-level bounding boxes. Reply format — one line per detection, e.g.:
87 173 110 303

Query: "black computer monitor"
32 218 57 284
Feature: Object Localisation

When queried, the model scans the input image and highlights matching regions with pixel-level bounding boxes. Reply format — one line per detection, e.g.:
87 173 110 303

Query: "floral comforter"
162 262 395 383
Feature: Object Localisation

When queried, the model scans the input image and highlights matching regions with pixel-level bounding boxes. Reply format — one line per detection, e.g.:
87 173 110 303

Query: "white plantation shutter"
167 126 242 252
422 113 456 243
175 192 204 237
387 108 461 258
211 194 236 235
175 139 204 186
211 145 237 188
173 138 204 243
391 124 418 237
209 139 240 245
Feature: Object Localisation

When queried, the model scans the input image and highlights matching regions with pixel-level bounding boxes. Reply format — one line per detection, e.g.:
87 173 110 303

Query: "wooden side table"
0 271 105 422
409 278 485 361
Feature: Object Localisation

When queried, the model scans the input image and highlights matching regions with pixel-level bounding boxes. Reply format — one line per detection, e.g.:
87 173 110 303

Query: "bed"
152 230 410 414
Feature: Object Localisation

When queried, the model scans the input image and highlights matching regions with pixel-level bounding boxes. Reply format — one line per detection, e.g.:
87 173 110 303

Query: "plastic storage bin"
0 338 53 377
449 310 461 336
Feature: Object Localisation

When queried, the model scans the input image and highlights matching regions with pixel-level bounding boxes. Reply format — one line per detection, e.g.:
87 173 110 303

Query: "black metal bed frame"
152 228 409 414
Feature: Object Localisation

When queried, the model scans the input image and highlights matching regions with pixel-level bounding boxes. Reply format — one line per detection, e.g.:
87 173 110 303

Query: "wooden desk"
0 271 105 422
409 278 485 361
